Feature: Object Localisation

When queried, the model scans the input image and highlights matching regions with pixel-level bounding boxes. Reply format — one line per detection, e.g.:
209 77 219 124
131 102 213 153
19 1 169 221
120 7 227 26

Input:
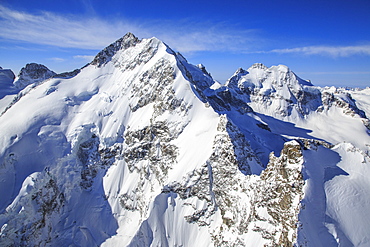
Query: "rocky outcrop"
90 32 140 67
13 63 56 89
53 69 81 79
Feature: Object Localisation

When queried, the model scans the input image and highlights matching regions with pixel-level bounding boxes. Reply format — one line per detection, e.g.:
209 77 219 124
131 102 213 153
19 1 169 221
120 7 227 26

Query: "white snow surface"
0 33 370 246
0 34 221 246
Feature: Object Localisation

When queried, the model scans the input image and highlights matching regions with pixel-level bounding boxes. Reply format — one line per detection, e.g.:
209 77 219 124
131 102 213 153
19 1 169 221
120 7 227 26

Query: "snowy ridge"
0 33 370 246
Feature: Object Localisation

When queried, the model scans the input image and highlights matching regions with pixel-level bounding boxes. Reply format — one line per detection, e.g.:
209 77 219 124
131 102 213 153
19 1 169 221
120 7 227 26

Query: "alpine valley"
0 33 370 246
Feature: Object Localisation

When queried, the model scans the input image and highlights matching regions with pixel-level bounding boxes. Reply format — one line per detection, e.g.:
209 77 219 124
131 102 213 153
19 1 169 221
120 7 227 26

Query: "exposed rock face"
207 138 304 246
53 69 81 79
131 118 305 247
0 128 120 246
91 32 141 67
13 63 56 89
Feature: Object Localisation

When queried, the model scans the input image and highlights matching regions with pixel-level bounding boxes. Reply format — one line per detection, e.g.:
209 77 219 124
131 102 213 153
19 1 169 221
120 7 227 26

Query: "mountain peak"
91 32 141 66
13 63 56 89
224 68 248 88
219 63 322 118
246 63 313 87
235 67 248 75
250 63 268 70
227 63 313 91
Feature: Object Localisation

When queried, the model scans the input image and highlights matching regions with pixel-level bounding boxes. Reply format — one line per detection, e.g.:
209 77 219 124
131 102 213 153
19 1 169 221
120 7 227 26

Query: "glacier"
0 33 369 246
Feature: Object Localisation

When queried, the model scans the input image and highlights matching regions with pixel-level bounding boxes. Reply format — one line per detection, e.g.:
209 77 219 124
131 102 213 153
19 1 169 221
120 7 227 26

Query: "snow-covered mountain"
0 33 369 246
13 63 56 90
0 67 18 114
0 67 16 96
0 67 15 86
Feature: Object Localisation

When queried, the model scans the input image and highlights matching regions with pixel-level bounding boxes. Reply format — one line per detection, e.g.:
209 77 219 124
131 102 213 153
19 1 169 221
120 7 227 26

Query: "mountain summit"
0 33 369 247
13 63 56 89
91 32 141 66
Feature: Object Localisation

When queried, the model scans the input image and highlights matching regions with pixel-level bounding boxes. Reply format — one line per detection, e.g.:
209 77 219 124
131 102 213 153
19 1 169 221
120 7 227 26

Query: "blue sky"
0 0 370 87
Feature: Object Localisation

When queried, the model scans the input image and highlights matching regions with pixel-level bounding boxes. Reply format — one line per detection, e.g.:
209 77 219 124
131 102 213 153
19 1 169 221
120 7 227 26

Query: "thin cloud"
0 4 259 54
153 21 258 53
49 57 65 62
0 5 135 50
270 45 370 57
73 55 95 62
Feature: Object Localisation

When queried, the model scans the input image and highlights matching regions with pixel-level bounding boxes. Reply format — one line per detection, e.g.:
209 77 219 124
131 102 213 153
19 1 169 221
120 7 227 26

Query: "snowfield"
0 33 369 246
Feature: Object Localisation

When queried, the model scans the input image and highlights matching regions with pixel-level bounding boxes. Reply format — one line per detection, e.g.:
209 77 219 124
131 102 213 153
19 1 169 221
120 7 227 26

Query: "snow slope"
0 33 369 246
0 33 224 246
